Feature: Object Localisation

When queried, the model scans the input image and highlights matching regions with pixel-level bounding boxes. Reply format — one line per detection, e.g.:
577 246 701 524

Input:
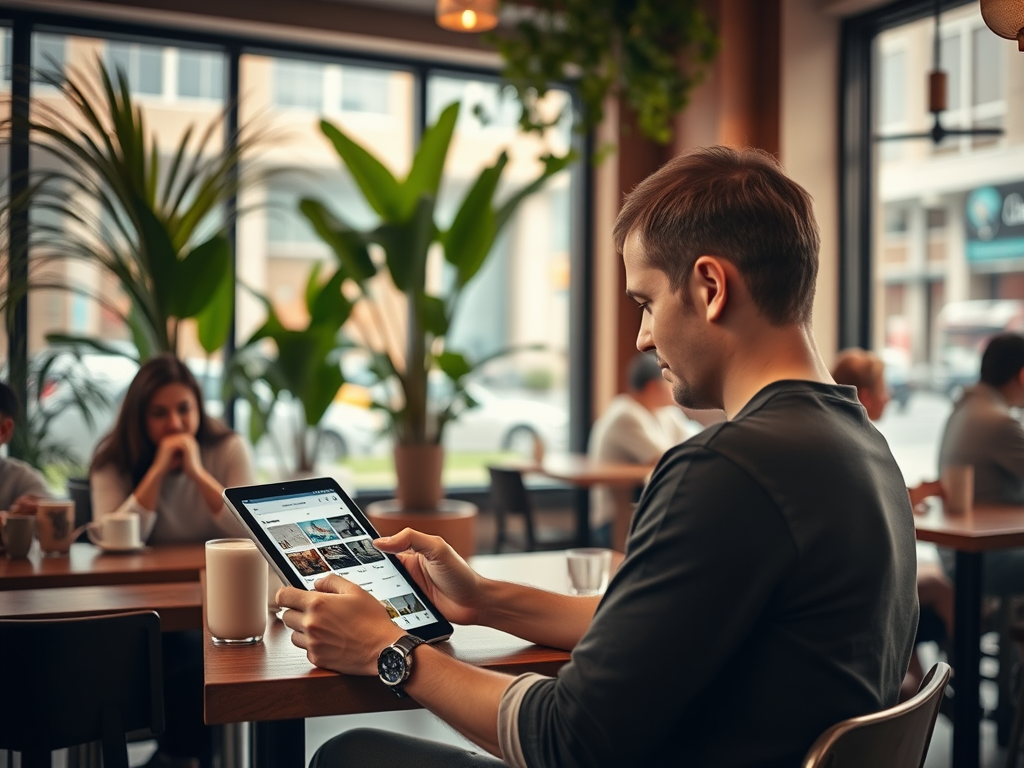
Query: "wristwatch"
377 634 426 696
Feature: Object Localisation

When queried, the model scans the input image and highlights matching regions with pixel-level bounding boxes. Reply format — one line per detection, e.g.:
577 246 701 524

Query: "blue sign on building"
966 182 1024 262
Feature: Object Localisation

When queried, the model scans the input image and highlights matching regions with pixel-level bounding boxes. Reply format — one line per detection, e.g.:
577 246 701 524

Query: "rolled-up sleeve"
498 673 549 768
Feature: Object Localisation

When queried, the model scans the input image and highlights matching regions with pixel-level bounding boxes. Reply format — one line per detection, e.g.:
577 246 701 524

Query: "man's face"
623 233 719 410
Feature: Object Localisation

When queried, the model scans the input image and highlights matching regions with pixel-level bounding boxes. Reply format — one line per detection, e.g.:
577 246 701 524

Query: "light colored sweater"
0 455 49 510
90 433 254 545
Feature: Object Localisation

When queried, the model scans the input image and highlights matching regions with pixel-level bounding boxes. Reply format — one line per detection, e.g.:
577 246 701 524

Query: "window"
178 49 224 100
272 58 324 110
106 41 164 96
862 1 1021 486
31 34 65 84
340 66 390 114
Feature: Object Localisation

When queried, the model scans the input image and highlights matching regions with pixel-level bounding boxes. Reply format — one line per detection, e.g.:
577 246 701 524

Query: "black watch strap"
382 634 425 697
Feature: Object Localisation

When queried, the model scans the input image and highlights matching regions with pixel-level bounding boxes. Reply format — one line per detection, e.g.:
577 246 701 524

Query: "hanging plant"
486 0 719 146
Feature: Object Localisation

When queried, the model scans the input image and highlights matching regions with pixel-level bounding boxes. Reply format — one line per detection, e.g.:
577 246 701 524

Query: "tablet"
223 477 454 643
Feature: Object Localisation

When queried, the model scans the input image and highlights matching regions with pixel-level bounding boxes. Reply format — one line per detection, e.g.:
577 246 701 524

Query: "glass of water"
566 548 613 595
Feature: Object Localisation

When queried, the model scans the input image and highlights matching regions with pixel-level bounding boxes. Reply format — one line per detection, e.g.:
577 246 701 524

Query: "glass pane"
971 27 1003 107
239 54 413 485
425 73 574 486
32 34 65 84
340 65 391 114
25 33 227 482
871 4 1020 489
272 58 324 110
178 49 224 100
879 50 906 125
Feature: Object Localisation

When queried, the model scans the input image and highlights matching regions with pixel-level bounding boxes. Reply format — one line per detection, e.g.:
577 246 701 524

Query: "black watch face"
378 647 406 685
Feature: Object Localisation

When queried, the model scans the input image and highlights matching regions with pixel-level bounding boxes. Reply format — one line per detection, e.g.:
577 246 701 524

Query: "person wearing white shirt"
586 352 698 546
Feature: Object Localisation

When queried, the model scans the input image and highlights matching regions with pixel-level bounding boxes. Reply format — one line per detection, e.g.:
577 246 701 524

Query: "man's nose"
636 320 654 352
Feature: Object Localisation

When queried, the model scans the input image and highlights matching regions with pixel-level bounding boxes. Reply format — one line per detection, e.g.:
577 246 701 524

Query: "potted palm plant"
299 100 571 511
2 58 258 361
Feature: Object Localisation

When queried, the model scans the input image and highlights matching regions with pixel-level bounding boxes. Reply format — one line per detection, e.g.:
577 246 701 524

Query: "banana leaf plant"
1 57 258 361
226 262 355 474
299 101 572 448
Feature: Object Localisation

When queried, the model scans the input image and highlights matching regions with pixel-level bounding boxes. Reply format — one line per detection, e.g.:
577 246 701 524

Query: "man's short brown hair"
613 146 820 325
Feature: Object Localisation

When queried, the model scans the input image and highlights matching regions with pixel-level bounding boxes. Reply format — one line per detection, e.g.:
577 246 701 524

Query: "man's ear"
691 255 729 322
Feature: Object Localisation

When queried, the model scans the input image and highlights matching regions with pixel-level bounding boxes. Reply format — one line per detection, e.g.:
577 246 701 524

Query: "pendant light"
436 0 499 32
980 0 1024 50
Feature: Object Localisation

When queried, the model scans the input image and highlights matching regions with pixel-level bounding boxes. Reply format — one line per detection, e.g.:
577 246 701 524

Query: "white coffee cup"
942 464 974 516
206 538 268 645
87 512 142 551
566 548 613 595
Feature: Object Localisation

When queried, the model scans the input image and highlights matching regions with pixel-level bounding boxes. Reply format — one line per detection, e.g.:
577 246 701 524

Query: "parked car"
930 300 1024 398
442 382 569 455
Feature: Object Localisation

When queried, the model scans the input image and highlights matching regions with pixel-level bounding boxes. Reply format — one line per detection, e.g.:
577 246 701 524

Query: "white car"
442 382 569 455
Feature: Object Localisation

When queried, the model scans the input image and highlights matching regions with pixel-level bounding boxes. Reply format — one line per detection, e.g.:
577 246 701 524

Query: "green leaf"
170 234 232 319
309 267 354 329
196 256 234 353
435 351 473 382
298 199 377 283
320 120 403 221
443 152 507 287
376 195 436 293
399 102 459 217
42 334 139 362
419 295 448 337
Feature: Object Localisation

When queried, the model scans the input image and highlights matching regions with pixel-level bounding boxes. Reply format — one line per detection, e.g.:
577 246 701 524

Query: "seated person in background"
277 146 917 768
89 353 255 768
0 381 49 515
90 352 254 545
831 348 953 700
938 332 1024 596
586 351 698 546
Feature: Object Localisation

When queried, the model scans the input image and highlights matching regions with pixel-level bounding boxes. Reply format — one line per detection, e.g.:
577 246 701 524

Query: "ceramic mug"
36 499 78 556
86 512 142 551
0 511 36 559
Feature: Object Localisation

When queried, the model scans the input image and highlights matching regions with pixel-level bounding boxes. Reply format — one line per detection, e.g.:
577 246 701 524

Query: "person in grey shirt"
939 332 1024 594
0 381 49 515
275 147 917 768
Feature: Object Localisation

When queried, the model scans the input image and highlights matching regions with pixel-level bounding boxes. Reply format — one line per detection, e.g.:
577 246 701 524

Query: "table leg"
573 489 590 547
252 719 304 768
953 550 982 768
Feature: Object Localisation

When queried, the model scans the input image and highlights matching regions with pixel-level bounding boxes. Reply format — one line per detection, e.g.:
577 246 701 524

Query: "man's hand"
909 479 944 513
374 528 485 626
277 574 404 675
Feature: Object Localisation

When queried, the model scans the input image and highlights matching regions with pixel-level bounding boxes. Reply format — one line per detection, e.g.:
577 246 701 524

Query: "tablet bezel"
223 476 454 644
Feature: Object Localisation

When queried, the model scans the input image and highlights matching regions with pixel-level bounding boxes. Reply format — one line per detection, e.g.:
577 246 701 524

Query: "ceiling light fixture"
980 0 1024 51
436 0 499 32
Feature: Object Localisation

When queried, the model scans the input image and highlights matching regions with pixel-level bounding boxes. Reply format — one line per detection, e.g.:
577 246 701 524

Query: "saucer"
98 543 147 554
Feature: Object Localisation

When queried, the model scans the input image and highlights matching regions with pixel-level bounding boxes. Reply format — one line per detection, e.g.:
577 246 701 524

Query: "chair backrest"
67 476 92 542
801 662 951 768
0 610 164 768
488 466 537 552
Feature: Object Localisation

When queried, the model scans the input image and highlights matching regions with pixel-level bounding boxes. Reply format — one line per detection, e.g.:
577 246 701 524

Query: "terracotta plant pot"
393 443 444 511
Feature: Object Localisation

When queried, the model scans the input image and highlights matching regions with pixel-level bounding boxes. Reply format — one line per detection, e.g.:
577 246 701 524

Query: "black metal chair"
801 661 951 768
488 466 574 553
0 611 164 768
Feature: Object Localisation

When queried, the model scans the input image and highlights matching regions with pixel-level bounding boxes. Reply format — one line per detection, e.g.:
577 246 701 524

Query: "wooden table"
502 454 652 549
0 582 202 631
203 551 578 768
914 503 1024 768
0 542 207 590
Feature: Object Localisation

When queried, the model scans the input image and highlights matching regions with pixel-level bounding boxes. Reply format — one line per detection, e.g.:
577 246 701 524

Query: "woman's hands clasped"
152 433 204 479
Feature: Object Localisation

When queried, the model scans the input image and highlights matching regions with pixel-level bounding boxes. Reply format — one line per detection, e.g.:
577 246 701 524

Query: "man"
940 333 1024 506
830 348 890 421
278 147 918 768
938 332 1024 595
0 382 48 514
587 351 697 547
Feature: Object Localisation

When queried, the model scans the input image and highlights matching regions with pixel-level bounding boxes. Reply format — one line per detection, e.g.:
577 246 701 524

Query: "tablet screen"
224 480 452 640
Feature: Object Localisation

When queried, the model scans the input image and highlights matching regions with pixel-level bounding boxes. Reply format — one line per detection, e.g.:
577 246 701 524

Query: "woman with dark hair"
91 353 253 544
90 353 255 768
